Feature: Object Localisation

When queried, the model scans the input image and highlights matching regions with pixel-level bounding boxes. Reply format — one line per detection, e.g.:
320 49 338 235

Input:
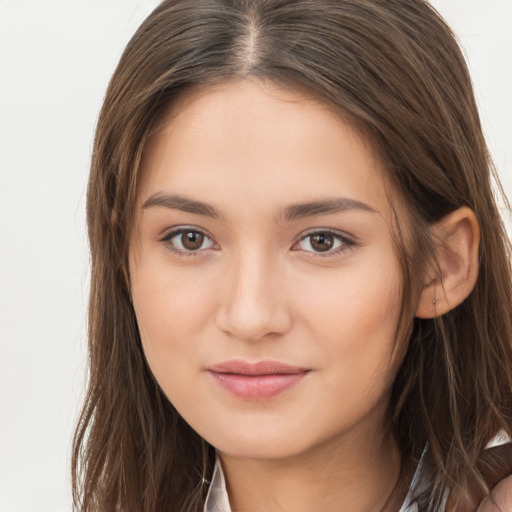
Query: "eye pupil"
311 233 334 252
182 231 204 250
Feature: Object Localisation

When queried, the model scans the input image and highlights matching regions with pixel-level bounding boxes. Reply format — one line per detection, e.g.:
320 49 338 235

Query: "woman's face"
130 80 407 459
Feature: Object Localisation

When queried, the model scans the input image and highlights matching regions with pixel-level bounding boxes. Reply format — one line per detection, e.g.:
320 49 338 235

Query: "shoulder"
476 474 512 512
475 441 512 512
446 441 512 512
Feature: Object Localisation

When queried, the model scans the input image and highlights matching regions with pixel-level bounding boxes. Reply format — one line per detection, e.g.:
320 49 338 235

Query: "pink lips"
208 360 310 400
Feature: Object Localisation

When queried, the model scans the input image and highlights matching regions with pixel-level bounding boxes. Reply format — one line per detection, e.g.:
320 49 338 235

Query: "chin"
217 443 300 460
205 430 315 461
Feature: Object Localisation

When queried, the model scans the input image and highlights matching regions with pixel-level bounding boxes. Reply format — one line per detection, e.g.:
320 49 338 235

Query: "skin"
128 80 481 511
477 475 512 512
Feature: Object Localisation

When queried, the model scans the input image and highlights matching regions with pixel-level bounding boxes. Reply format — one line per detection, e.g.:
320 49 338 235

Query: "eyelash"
159 227 357 257
159 228 217 257
292 229 357 257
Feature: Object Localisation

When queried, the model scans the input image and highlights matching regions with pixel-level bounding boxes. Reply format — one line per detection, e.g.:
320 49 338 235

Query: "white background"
0 1 511 510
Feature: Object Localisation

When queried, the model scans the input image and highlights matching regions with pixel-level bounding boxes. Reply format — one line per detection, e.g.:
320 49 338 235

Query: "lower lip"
209 371 308 400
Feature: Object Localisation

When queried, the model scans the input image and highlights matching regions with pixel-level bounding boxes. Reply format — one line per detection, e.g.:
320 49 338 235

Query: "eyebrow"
142 192 377 221
281 198 377 221
143 193 220 218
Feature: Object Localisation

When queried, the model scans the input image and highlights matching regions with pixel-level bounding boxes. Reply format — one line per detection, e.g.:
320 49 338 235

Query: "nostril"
215 297 292 342
214 257 293 340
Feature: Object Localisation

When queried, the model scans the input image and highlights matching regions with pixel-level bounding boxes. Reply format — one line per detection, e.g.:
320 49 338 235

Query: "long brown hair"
73 1 512 510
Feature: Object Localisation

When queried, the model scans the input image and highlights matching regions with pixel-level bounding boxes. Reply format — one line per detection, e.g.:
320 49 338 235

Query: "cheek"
129 253 218 384
294 252 403 372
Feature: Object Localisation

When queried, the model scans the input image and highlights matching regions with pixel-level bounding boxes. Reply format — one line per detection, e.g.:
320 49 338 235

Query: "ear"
415 207 480 319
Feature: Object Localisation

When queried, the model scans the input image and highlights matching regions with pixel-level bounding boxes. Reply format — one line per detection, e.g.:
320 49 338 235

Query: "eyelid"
158 225 357 257
159 226 218 256
292 228 357 256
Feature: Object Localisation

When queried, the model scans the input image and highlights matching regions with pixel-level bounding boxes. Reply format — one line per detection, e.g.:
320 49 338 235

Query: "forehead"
138 79 397 221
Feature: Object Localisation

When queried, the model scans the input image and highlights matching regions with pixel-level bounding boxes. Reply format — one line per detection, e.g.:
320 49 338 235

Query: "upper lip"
208 359 309 375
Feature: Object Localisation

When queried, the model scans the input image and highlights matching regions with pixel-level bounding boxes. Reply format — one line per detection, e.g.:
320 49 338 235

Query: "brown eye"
295 230 353 255
310 233 334 252
163 228 215 255
181 231 204 250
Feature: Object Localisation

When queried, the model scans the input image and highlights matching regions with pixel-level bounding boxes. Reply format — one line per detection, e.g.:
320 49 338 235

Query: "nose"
215 249 292 342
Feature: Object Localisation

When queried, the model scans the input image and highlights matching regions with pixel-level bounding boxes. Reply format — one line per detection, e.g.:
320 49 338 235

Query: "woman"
72 1 512 510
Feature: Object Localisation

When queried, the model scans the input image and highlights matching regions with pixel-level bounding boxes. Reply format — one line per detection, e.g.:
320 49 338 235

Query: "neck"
219 425 404 512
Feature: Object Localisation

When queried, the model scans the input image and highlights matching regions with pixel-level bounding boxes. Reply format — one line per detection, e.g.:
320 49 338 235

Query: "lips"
207 359 310 400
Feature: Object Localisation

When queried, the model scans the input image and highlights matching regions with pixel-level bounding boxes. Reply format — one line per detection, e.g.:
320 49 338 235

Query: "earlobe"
415 207 480 319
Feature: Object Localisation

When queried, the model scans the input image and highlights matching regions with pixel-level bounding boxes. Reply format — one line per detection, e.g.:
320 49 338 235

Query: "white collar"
202 450 428 512
203 454 232 512
202 452 426 512
203 430 511 512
